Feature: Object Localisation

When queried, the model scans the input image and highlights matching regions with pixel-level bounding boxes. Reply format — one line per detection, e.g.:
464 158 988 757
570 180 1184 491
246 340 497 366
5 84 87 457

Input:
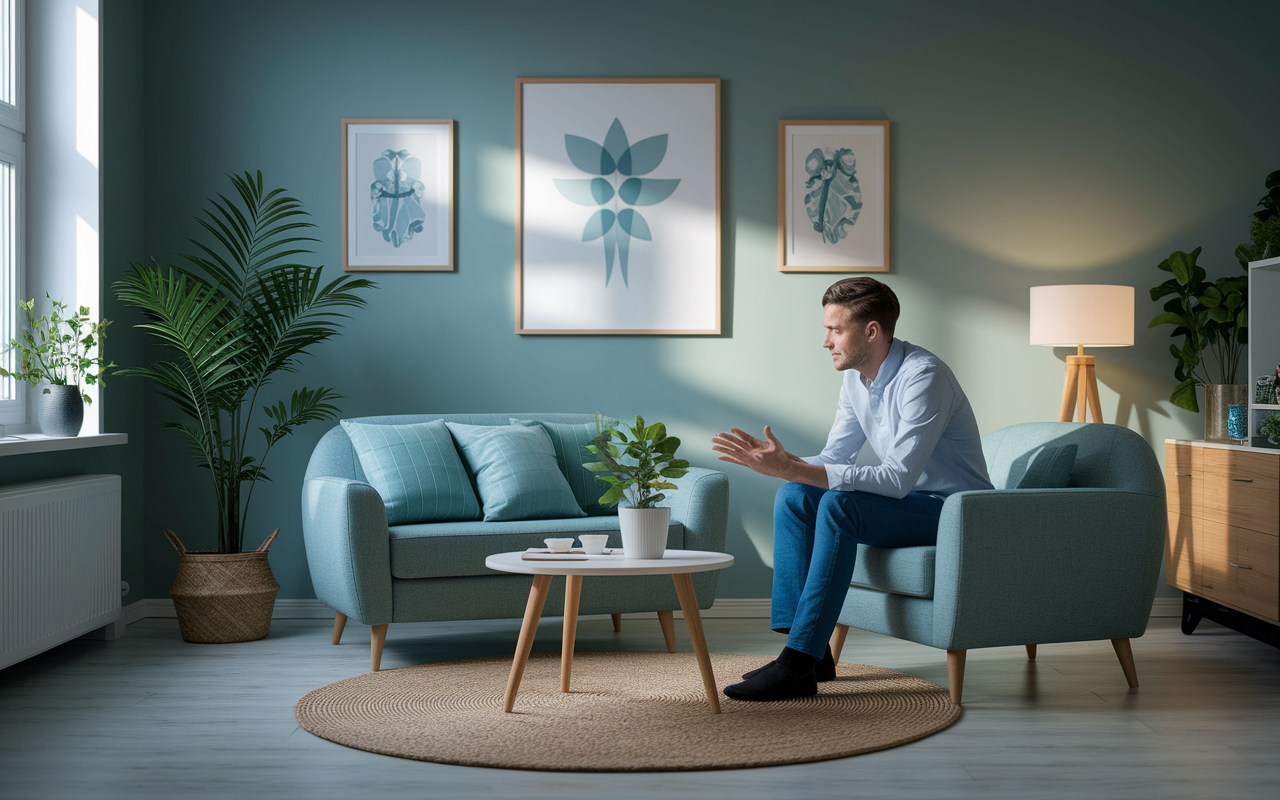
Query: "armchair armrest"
301 477 393 625
931 488 1165 650
659 467 730 553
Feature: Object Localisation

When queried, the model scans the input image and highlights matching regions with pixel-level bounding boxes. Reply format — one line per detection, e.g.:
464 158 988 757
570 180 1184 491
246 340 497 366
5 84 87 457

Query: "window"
0 0 20 425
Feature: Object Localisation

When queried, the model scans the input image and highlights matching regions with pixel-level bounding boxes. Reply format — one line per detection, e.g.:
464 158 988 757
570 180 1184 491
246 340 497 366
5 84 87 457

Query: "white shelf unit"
1248 255 1280 447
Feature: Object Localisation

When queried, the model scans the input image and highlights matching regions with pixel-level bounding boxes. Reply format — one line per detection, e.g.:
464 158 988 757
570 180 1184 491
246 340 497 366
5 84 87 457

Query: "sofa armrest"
931 488 1165 650
660 467 730 553
301 477 393 625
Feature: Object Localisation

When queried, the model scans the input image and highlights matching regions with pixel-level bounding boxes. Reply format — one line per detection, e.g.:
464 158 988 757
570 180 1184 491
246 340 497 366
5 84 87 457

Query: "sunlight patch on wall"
76 5 97 169
477 142 514 223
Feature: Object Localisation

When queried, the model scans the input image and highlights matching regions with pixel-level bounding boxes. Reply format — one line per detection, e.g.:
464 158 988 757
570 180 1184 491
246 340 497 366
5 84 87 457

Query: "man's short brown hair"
822 278 900 340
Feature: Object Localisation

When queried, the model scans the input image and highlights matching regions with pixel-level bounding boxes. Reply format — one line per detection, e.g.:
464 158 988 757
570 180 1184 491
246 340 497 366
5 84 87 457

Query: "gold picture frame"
778 120 890 273
342 118 455 272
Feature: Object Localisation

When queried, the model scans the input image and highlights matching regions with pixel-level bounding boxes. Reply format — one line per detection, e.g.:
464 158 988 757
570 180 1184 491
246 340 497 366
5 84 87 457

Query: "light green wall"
131 0 1280 599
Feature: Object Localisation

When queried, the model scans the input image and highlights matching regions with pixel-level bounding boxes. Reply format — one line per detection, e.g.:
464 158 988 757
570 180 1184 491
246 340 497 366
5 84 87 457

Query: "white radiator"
1 474 122 669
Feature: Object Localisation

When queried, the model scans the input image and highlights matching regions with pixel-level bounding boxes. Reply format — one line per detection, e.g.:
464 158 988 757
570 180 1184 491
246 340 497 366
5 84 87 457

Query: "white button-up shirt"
803 338 993 499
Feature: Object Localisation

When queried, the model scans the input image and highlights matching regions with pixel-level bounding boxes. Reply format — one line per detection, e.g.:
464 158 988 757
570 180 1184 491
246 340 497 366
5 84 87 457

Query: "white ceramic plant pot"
618 506 670 559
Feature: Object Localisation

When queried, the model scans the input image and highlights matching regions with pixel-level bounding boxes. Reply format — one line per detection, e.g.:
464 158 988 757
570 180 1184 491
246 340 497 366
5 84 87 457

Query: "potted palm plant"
584 415 689 559
0 296 113 437
115 171 375 643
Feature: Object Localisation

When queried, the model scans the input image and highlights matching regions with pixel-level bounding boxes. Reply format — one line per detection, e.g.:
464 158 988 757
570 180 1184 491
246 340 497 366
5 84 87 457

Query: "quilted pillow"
510 417 619 516
1016 443 1078 489
445 422 586 522
340 419 481 525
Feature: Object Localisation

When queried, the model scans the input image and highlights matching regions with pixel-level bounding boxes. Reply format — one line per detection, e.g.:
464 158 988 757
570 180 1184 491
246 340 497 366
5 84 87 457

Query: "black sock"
742 644 836 681
776 646 816 676
724 646 819 702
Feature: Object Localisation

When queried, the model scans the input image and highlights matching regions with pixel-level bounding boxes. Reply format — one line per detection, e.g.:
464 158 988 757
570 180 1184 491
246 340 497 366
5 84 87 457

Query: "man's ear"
865 319 882 343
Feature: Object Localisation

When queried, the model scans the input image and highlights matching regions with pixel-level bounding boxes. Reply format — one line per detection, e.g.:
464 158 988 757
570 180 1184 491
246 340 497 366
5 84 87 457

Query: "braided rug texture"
294 652 961 771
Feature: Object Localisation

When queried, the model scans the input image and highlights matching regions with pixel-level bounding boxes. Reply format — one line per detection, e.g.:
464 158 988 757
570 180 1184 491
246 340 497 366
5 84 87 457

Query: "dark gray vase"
39 385 84 437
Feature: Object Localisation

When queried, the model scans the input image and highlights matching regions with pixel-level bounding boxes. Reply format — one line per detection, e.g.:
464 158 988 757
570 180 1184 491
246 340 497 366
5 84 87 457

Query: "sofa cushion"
510 417 618 516
389 517 686 579
848 544 936 599
1016 443 1078 489
445 422 586 522
339 418 481 525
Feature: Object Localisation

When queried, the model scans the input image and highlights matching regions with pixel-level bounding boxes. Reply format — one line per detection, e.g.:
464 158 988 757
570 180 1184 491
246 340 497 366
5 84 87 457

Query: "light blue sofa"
829 422 1166 705
301 413 730 671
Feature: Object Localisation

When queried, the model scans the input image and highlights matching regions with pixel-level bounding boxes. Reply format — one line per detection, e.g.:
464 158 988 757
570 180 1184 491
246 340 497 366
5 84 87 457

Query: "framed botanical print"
516 78 720 334
342 119 454 271
778 120 889 272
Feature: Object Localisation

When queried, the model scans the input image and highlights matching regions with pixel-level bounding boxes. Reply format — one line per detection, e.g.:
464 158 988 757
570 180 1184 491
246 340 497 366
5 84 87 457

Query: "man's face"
823 304 872 372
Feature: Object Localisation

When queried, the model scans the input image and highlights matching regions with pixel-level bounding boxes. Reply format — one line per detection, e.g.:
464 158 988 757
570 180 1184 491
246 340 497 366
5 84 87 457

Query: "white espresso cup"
544 537 574 553
578 534 609 555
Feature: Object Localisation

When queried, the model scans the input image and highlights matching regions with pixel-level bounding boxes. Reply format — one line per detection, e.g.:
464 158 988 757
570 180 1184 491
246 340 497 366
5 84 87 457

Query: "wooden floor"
1 613 1278 799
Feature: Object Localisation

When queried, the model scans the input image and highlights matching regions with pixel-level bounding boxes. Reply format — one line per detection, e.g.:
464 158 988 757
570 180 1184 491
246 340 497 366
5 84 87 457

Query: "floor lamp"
1029 285 1134 423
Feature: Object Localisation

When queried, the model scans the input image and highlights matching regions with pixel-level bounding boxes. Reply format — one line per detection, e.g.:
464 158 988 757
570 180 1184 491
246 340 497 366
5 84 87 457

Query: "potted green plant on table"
114 171 375 643
0 297 114 437
584 415 689 559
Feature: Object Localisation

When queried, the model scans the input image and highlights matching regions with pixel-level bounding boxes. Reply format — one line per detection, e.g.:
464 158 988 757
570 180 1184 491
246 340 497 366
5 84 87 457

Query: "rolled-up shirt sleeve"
850 367 955 499
802 380 867 491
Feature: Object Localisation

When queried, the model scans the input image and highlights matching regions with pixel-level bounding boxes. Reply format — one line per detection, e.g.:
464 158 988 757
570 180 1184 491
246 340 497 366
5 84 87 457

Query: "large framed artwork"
342 119 454 272
778 120 890 273
516 78 720 334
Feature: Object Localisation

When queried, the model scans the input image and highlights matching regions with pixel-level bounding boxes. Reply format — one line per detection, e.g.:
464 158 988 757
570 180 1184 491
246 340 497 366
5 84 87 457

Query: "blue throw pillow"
1016 444 1078 489
340 419 481 525
510 417 619 516
445 422 587 522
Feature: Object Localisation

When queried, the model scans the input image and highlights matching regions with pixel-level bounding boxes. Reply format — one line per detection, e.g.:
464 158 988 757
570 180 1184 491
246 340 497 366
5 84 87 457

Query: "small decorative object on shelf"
1255 376 1275 405
1228 403 1248 443
1258 413 1280 447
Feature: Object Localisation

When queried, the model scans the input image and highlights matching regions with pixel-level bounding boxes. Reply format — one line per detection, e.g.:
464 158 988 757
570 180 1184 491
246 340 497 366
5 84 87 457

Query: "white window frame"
0 0 22 426
0 0 22 134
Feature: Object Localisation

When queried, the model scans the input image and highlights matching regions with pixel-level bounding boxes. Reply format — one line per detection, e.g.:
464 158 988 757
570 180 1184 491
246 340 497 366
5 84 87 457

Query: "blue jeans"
772 482 945 658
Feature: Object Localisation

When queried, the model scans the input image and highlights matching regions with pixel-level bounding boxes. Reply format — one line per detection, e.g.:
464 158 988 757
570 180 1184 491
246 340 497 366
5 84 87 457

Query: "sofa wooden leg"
1026 644 1036 661
947 649 967 706
611 613 622 633
829 623 850 664
657 610 676 653
1111 638 1139 688
370 624 388 672
332 611 347 645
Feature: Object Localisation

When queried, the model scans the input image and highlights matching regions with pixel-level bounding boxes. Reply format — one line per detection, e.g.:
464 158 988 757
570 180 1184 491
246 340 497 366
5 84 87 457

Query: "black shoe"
741 645 836 682
724 656 818 702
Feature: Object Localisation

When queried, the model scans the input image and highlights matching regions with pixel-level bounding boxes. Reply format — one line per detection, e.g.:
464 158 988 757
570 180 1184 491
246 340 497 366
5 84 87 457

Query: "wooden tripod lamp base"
1059 345 1104 423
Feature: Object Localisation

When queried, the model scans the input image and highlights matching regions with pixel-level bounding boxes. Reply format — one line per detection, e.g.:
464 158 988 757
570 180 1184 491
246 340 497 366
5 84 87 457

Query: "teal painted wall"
132 0 1280 600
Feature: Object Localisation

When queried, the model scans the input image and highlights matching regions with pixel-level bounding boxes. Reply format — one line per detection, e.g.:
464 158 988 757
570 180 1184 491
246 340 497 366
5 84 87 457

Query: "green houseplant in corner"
115 171 375 643
584 415 689 559
0 296 114 437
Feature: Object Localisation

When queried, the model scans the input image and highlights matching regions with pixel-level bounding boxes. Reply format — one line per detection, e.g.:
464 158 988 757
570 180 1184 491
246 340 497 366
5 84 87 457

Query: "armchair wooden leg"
370 624 388 672
1026 644 1036 661
332 611 347 645
947 649 967 706
657 610 676 653
1111 638 1139 688
611 613 622 633
829 623 850 664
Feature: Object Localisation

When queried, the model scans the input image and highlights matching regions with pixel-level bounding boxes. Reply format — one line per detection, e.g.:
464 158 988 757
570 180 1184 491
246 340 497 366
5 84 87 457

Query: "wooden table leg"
504 574 552 713
672 573 720 714
657 609 677 653
561 574 583 692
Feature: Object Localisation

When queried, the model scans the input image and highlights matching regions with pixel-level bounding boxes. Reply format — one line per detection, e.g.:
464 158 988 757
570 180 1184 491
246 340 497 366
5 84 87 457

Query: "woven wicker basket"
164 528 280 644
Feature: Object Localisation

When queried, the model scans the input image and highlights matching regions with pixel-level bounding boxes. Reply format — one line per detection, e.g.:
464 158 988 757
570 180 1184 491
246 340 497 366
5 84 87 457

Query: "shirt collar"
859 337 904 390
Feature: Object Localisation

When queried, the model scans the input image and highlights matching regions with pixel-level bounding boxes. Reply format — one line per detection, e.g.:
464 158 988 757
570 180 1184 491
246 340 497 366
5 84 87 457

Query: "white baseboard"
119 595 1184 625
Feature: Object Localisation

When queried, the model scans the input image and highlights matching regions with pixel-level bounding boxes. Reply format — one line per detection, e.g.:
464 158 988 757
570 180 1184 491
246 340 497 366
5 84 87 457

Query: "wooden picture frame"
342 118 454 272
778 120 889 273
516 78 721 335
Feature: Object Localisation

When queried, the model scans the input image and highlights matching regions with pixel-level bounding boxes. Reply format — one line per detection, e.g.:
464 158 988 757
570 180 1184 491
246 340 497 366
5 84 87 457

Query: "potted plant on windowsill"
0 296 114 437
114 171 375 644
584 415 689 559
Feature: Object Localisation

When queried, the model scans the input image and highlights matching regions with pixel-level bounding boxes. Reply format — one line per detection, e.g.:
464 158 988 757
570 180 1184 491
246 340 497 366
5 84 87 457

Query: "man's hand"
711 427 828 487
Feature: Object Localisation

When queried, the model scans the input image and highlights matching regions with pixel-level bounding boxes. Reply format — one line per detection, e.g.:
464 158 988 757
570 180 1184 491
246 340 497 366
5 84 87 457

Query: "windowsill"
0 432 128 456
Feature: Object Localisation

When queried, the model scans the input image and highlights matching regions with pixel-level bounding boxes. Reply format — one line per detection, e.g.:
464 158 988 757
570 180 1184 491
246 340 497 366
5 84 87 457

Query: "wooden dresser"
1166 439 1280 643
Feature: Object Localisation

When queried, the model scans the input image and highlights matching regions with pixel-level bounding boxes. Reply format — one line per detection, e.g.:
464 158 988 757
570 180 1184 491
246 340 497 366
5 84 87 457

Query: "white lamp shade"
1029 284 1134 347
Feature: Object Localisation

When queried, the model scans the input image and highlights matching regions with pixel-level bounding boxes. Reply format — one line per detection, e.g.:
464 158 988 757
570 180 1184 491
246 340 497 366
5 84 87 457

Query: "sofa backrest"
981 422 1164 497
304 412 603 485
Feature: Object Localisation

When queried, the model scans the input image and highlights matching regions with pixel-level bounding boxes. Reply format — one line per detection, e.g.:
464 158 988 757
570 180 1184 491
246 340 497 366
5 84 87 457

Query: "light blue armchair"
828 422 1166 705
301 413 730 671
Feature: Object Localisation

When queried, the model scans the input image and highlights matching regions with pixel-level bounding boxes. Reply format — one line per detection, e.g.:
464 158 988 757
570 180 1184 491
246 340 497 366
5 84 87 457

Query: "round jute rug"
294 652 961 771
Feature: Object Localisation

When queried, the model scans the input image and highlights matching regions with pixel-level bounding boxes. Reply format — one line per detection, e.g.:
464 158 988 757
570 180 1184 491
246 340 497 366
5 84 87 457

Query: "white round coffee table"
485 549 734 714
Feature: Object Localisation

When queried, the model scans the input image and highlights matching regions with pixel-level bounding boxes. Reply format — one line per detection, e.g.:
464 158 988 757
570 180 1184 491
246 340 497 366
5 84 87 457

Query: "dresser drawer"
1165 443 1201 518
1197 518 1279 622
1165 512 1196 593
1201 448 1278 535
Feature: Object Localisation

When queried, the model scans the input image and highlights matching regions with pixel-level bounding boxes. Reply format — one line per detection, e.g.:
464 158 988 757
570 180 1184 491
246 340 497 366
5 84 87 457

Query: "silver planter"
39 385 84 437
1204 384 1247 443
